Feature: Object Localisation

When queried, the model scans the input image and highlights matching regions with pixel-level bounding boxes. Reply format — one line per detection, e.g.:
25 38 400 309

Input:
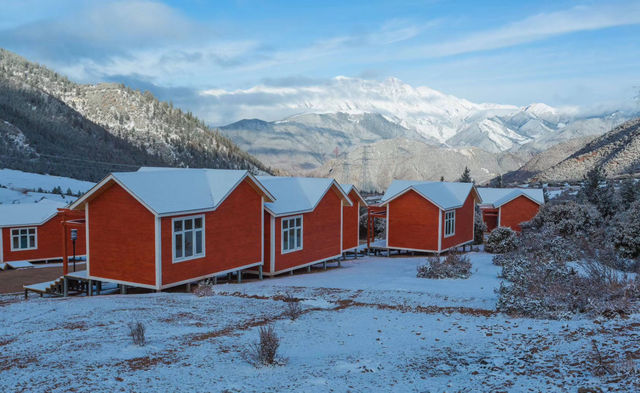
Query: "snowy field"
0 169 95 204
1 253 637 392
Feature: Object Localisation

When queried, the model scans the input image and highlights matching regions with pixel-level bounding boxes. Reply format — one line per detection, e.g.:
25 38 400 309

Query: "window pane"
296 228 301 248
29 236 35 248
296 217 301 227
11 229 17 236
185 231 193 257
289 229 295 250
12 237 19 249
21 236 27 249
283 220 289 229
195 231 203 254
175 234 183 258
283 231 289 250
185 219 193 230
20 229 27 235
194 218 202 229
28 228 35 235
174 221 182 232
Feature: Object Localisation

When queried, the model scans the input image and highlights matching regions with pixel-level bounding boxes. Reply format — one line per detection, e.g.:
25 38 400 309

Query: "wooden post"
97 281 102 295
290 270 293 276
323 261 327 270
87 280 92 296
120 284 126 294
307 265 311 272
62 210 69 276
259 265 263 280
237 271 242 283
24 289 28 300
214 276 217 285
63 277 68 297
186 283 191 292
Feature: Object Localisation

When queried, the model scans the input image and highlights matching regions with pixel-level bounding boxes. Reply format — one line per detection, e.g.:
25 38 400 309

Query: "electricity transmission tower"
360 145 371 191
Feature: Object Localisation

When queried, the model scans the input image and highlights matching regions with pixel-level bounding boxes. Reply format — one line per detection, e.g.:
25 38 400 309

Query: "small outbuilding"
68 168 274 290
258 176 352 276
379 180 480 253
477 187 544 232
0 200 86 266
340 184 367 254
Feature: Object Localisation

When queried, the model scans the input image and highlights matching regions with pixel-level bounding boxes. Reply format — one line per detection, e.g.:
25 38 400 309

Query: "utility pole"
361 145 371 192
342 161 350 184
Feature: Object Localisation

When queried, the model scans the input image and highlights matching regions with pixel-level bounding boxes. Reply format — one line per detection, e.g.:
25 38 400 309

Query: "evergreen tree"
440 176 444 182
619 178 638 209
596 180 617 218
580 166 605 205
543 187 550 203
458 166 473 183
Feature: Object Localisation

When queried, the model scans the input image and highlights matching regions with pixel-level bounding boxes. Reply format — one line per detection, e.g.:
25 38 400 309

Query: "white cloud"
406 2 640 59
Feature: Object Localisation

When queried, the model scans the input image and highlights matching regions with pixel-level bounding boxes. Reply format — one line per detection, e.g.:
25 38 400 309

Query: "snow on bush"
611 201 640 259
528 201 601 238
473 206 486 245
283 292 303 321
245 325 283 367
485 227 517 254
128 321 146 346
193 278 215 297
416 252 472 279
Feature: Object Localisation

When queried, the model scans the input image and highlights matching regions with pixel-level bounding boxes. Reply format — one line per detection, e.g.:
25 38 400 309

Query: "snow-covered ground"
0 253 637 392
0 169 95 204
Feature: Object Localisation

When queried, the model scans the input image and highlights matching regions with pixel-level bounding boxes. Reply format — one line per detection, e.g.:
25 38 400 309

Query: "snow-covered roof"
0 200 67 227
259 176 351 216
477 187 544 208
70 168 274 216
380 180 477 210
340 183 367 206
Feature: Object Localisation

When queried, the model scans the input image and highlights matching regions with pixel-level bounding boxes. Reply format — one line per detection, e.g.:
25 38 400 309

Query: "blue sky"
1 0 639 124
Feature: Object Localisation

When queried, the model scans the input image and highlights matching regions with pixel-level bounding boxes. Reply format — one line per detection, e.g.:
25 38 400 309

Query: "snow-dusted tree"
474 205 486 244
485 227 517 253
595 180 617 218
543 186 550 203
611 201 640 258
580 166 606 205
458 166 473 183
619 178 639 209
528 201 601 238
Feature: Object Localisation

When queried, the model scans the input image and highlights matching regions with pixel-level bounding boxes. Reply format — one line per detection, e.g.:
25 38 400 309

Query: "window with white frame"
444 210 455 237
173 216 205 262
282 216 302 253
11 227 37 251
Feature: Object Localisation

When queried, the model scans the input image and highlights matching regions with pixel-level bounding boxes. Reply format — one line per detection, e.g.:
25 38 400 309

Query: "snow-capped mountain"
218 76 631 174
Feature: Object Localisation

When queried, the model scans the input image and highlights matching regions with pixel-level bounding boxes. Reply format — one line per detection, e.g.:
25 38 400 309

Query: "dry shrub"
497 251 639 319
283 292 303 321
417 252 472 279
128 321 146 346
485 227 517 254
193 278 214 297
246 325 282 367
590 340 638 379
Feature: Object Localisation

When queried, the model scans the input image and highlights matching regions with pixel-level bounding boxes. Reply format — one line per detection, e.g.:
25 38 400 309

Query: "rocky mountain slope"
219 77 632 175
534 118 640 182
312 138 530 192
0 48 270 181
501 136 596 184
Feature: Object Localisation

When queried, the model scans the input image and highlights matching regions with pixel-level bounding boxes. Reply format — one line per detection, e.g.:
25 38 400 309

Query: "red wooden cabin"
340 184 367 253
379 180 480 253
477 188 544 232
68 168 274 290
258 176 352 276
0 200 86 265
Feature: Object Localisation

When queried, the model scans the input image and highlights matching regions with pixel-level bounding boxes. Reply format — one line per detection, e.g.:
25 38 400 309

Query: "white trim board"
155 216 162 289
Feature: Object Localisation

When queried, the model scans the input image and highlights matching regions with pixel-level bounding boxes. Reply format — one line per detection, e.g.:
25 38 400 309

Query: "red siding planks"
88 182 156 286
160 179 263 286
387 190 440 251
268 185 342 274
440 191 475 251
342 190 360 251
1 212 86 263
499 195 540 232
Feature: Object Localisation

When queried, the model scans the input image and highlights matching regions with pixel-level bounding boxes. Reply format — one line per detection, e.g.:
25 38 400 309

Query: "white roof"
477 187 544 208
0 200 66 227
259 176 351 216
340 183 367 206
380 180 476 210
71 168 273 216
